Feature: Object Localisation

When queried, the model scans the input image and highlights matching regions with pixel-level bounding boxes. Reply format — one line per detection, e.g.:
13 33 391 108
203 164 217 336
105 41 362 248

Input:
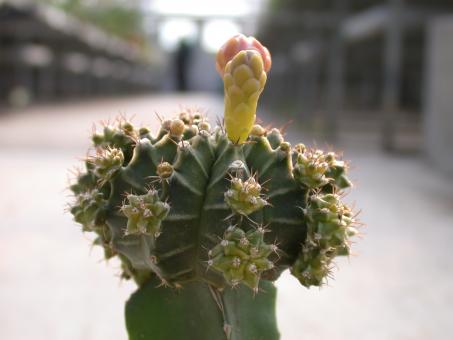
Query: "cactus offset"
68 34 360 340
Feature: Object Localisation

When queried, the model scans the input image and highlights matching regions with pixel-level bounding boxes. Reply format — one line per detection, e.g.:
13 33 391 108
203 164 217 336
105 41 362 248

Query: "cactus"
69 34 359 340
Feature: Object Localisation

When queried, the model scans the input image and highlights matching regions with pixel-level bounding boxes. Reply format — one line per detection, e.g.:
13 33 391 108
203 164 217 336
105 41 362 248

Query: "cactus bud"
250 124 266 137
266 128 284 149
178 111 190 124
294 143 306 154
183 124 199 140
198 121 211 132
122 121 134 133
279 141 291 153
156 162 173 179
139 126 151 136
170 119 185 137
216 34 271 77
121 189 170 236
222 50 268 144
218 35 271 144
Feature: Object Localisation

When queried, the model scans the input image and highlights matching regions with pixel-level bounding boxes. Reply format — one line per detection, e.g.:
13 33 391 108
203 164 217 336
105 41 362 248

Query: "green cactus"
68 34 359 340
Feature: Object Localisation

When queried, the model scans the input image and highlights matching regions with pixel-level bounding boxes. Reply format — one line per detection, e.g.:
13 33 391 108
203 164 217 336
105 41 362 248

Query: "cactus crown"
69 35 359 293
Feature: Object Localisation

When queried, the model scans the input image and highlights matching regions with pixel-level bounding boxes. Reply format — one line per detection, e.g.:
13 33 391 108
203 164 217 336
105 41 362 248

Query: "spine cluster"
224 176 268 216
208 225 276 291
289 145 358 287
121 190 170 237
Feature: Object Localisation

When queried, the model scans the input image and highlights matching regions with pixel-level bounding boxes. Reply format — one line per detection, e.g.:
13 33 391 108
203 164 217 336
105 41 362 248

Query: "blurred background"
1 0 453 339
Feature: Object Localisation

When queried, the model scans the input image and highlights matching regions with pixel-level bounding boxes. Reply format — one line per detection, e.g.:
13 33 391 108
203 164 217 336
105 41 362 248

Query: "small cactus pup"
68 34 360 340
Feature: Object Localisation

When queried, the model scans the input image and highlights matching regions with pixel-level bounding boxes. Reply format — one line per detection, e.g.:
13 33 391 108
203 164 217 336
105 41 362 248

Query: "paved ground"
1 93 452 340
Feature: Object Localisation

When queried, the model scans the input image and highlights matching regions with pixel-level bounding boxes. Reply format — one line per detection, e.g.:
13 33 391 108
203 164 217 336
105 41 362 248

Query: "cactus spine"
69 34 359 340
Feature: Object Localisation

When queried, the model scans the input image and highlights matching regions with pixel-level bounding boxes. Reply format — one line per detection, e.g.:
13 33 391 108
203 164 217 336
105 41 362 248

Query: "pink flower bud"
216 34 272 76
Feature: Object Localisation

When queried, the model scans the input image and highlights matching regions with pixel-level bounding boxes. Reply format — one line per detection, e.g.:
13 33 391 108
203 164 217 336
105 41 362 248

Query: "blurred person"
175 38 192 91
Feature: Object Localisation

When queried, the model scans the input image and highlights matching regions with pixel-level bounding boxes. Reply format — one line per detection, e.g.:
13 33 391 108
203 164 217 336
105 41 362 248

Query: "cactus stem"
66 34 360 340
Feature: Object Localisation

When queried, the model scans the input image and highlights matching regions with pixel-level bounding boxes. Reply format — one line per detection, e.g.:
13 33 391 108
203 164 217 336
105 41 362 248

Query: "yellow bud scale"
223 50 267 144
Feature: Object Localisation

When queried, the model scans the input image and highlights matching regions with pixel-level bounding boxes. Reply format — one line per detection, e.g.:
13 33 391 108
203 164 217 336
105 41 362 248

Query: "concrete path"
1 93 452 340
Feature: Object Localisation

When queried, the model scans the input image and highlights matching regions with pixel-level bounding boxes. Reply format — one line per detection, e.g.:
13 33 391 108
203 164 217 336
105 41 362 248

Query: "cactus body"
69 116 357 338
68 35 359 340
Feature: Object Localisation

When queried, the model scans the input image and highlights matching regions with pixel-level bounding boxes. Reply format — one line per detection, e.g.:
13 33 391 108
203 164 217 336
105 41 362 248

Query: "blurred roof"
0 0 148 63
267 0 453 11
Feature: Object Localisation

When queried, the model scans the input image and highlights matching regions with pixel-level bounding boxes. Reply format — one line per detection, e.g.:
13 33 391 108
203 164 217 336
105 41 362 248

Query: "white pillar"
424 16 453 174
382 0 403 151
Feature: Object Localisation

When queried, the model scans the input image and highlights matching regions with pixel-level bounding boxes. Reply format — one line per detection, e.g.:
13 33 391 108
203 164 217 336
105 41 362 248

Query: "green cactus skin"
69 112 358 339
126 277 279 340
